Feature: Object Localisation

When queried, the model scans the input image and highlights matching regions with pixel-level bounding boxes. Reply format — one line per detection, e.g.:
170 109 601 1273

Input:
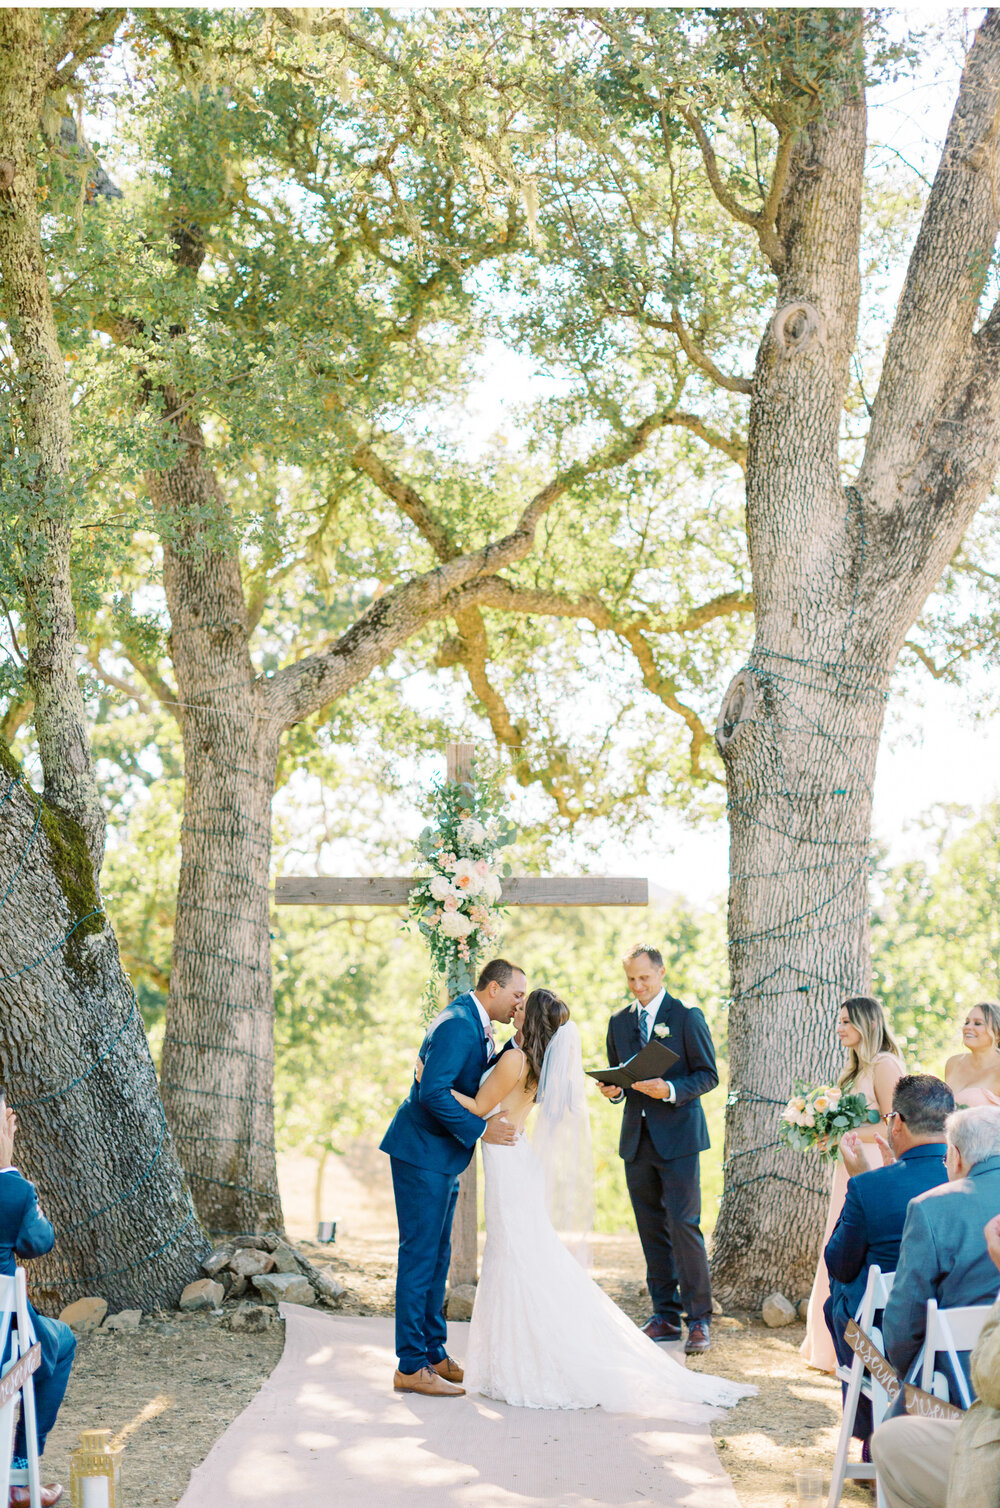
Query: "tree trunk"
0 10 207 1309
713 10 1000 1303
0 764 208 1311
151 419 283 1235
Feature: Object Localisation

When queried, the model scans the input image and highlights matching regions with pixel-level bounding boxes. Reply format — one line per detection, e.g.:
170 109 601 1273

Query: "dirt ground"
35 1151 867 1506
37 1229 868 1508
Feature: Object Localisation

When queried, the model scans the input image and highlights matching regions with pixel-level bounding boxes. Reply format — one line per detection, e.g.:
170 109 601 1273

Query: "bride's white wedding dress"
463 1026 754 1419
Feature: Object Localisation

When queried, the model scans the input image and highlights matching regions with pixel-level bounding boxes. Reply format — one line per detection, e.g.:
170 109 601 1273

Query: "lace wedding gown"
463 1075 753 1418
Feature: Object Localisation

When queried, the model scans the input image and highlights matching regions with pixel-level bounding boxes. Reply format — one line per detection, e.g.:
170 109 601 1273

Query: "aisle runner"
178 1307 742 1508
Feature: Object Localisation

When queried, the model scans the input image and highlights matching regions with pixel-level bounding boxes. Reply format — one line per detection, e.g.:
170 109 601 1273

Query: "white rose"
459 818 487 846
451 858 484 894
438 910 473 938
429 875 457 902
478 873 503 904
653 1024 668 1039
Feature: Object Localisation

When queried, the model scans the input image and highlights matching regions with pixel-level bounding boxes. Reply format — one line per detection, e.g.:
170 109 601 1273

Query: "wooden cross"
275 741 648 1287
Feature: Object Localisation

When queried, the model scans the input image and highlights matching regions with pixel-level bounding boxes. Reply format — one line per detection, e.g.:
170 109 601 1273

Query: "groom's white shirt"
471 991 495 1058
636 987 675 1108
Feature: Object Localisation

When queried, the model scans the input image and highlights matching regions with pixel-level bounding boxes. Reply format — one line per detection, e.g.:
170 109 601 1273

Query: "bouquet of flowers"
409 762 517 1007
779 1082 881 1161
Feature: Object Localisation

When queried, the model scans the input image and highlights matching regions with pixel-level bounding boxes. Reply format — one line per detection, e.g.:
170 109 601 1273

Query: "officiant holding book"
600 945 718 1355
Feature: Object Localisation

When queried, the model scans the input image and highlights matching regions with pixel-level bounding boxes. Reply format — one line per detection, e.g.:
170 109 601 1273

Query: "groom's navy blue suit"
381 992 488 1373
607 990 717 1326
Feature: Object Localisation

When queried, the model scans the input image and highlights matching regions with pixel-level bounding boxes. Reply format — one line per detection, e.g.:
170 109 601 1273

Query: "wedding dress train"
464 1092 753 1418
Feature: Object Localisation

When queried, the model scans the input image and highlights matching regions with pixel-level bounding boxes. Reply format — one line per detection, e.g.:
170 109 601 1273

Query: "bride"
449 986 754 1418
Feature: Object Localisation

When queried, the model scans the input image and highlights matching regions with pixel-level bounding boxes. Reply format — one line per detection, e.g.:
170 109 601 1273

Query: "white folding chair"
914 1299 994 1408
827 1265 895 1508
0 1269 42 1508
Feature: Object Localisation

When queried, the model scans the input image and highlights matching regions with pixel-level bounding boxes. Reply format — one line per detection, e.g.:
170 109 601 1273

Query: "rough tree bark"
711 10 1000 1303
0 8 208 1308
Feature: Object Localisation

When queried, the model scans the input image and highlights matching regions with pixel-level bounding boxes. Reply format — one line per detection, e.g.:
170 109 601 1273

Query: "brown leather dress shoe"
641 1315 682 1343
393 1365 465 1397
432 1355 464 1384
685 1320 711 1354
9 1485 63 1507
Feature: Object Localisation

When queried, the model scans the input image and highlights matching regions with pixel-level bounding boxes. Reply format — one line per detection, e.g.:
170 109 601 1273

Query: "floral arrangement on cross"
409 761 518 1006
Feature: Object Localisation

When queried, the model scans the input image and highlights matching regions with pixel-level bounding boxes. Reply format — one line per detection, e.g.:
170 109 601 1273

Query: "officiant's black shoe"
393 1366 465 1397
684 1320 711 1354
432 1355 464 1384
641 1315 682 1343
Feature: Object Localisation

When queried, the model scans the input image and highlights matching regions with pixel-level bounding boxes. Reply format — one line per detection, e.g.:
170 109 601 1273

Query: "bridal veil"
531 1020 595 1265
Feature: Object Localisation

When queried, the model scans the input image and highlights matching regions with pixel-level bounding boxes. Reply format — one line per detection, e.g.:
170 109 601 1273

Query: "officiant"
600 945 718 1355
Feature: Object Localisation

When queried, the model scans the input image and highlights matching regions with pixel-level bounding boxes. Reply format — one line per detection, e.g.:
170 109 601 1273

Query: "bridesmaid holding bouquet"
799 997 905 1372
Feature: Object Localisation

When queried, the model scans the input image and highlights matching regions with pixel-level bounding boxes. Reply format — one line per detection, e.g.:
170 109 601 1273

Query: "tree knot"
770 301 826 361
716 669 758 754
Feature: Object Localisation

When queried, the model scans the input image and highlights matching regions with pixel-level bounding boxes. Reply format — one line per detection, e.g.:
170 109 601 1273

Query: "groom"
600 944 718 1355
381 958 525 1397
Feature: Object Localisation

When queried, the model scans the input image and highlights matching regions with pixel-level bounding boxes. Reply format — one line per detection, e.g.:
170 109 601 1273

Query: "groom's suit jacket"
380 992 489 1176
606 991 717 1164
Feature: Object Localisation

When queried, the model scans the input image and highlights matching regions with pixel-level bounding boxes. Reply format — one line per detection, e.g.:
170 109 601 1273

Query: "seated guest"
882 1105 1000 1399
823 1075 953 1444
0 1104 72 1506
871 1213 1000 1508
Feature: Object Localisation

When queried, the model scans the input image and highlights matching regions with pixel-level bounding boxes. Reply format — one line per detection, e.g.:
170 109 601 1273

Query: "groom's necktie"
484 1020 496 1060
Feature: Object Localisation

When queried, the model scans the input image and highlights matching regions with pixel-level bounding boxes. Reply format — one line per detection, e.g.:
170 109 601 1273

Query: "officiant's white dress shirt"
634 987 676 1109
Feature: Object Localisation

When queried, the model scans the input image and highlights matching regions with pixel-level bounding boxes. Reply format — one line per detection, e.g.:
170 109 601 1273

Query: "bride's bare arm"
451 1049 526 1114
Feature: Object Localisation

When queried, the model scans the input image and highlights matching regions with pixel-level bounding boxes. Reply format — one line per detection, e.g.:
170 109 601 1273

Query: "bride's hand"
413 1055 424 1083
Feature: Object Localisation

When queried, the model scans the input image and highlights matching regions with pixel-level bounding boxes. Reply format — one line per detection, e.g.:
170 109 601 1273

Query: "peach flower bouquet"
779 1082 880 1161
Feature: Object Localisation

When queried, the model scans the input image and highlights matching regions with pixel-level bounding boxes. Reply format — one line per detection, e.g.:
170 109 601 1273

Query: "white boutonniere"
653 1024 669 1039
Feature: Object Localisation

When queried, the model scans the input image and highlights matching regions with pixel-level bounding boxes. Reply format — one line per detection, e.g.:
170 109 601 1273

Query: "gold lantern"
69 1429 121 1508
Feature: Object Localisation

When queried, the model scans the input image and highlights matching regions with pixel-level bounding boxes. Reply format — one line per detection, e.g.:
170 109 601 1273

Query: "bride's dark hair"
521 988 570 1095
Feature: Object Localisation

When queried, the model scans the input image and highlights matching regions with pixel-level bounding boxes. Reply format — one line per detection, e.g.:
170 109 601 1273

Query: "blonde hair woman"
945 1003 1000 1108
800 997 905 1372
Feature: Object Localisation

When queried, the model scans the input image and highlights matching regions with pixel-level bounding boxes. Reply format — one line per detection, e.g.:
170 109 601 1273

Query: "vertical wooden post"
446 741 478 1289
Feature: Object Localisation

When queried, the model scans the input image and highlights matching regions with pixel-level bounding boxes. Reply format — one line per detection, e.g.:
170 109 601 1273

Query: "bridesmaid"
799 996 905 1372
945 1003 1000 1107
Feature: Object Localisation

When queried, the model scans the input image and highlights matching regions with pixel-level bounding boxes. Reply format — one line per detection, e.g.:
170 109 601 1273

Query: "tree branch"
667 309 754 397
859 9 1000 510
678 104 786 271
263 401 687 726
86 653 151 715
50 8 125 90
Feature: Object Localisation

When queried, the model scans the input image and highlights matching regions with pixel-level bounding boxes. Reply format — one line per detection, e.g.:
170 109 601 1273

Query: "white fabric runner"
178 1306 742 1508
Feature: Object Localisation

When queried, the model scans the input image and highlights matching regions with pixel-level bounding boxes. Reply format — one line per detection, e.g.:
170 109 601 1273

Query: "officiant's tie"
639 1009 650 1046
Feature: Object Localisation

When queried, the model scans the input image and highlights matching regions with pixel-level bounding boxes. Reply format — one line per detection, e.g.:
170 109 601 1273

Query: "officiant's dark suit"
606 972 717 1340
381 991 492 1377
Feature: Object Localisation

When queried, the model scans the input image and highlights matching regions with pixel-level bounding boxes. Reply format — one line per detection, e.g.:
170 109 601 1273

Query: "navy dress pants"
624 1123 712 1325
390 1157 461 1374
14 1313 75 1460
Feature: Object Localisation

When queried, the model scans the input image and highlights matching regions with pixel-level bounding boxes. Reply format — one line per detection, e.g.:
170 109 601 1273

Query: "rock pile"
60 1234 346 1337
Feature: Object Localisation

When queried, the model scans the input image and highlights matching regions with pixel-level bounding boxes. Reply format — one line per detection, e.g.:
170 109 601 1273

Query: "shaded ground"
35 1150 864 1507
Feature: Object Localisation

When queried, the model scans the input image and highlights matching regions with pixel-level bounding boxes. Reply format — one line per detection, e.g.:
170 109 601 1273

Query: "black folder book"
586 1038 679 1089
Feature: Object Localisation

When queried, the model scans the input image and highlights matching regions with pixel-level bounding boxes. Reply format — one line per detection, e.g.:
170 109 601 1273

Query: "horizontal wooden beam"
274 875 648 908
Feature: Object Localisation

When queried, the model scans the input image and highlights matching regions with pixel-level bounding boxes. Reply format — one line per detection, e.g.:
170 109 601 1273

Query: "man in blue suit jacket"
381 959 525 1397
599 945 718 1355
824 1074 953 1442
883 1104 1000 1398
0 1105 74 1506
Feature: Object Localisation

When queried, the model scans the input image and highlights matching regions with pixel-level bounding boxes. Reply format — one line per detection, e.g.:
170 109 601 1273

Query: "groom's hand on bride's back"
482 1115 518 1145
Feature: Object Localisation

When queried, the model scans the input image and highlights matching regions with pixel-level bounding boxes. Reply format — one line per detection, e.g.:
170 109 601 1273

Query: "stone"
59 1297 108 1335
797 1297 810 1322
179 1278 225 1313
308 1267 345 1303
221 1272 248 1300
201 1244 236 1278
269 1241 302 1275
103 1309 142 1333
762 1292 798 1328
228 1248 275 1278
222 1301 274 1334
233 1234 278 1252
445 1284 476 1322
252 1271 315 1306
711 1297 724 1316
